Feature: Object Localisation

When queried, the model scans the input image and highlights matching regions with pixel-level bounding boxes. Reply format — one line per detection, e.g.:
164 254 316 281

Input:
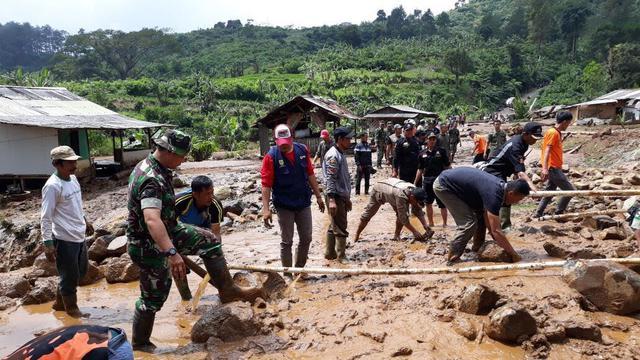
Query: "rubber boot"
203 256 265 303
324 233 337 260
336 237 347 262
132 308 157 352
52 289 64 311
62 294 87 318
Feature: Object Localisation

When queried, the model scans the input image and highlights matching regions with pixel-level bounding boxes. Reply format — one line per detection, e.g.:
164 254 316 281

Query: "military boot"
324 233 337 260
132 308 157 352
51 289 64 311
62 294 88 318
203 256 265 303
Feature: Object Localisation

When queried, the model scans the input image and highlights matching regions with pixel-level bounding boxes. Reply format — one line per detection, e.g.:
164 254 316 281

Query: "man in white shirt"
41 146 93 318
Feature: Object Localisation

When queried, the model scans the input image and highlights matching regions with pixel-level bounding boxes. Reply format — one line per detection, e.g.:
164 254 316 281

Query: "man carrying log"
534 111 575 218
261 124 325 276
127 129 267 352
353 178 434 242
480 122 543 230
41 146 94 318
433 167 531 265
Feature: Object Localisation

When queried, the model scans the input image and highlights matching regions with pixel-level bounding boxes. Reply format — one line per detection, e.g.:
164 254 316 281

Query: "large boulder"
22 277 57 305
582 216 618 230
191 302 260 343
79 261 104 286
562 260 640 315
485 304 537 344
478 242 512 263
0 274 31 298
101 254 140 283
88 236 113 262
30 253 58 277
458 284 500 315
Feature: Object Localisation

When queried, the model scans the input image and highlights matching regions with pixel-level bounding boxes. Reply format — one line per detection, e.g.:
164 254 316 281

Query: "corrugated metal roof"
0 85 167 129
386 105 435 115
575 88 640 107
363 113 420 119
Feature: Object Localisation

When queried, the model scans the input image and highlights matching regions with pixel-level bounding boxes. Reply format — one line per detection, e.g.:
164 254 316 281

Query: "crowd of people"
24 109 640 357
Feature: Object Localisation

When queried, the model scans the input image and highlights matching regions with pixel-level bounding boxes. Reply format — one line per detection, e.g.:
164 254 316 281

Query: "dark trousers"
377 147 384 167
535 168 575 216
472 153 485 164
55 238 88 296
355 166 371 195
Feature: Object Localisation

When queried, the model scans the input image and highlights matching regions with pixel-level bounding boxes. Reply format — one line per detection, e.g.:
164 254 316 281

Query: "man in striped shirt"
175 175 224 241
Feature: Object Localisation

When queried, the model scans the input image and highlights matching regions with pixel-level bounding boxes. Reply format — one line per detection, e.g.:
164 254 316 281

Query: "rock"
562 260 640 315
540 225 567 237
31 253 58 277
358 330 387 343
615 245 636 258
478 242 512 263
106 235 127 257
518 225 539 235
216 186 234 201
458 284 500 315
393 280 419 288
79 261 104 286
233 271 259 288
0 296 17 311
88 236 110 262
598 184 623 191
579 228 594 240
224 199 246 216
191 302 259 343
0 274 31 298
627 174 640 186
22 277 57 305
101 254 140 283
172 176 188 188
574 182 591 190
391 347 413 357
531 174 541 184
582 215 618 230
603 175 623 185
485 304 537 344
562 320 602 342
542 324 566 343
599 227 627 241
543 242 568 258
435 309 456 322
568 248 605 260
452 318 477 340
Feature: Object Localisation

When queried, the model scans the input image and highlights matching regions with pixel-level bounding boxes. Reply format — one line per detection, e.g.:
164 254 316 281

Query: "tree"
581 61 608 98
477 12 501 40
559 3 591 59
214 22 225 29
387 6 407 37
375 10 387 22
0 22 66 71
67 28 180 79
443 48 474 84
528 0 556 49
503 5 528 39
421 9 437 36
435 12 451 36
226 20 243 30
608 43 640 88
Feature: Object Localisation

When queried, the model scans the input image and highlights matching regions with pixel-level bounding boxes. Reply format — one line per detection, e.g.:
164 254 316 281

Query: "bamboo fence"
227 258 640 276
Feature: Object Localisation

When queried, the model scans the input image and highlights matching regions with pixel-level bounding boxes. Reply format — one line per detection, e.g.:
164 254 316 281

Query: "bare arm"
516 171 537 191
210 223 221 241
143 207 186 279
541 144 552 181
484 211 519 260
261 187 273 227
308 174 325 212
414 169 423 186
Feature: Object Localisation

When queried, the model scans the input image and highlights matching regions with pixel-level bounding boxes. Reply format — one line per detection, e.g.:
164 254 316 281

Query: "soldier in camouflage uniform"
127 130 267 352
486 119 507 159
374 121 388 168
448 122 461 163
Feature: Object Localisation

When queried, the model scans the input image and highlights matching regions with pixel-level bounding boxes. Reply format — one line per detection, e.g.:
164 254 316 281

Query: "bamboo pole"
228 258 640 276
531 189 640 198
537 209 626 221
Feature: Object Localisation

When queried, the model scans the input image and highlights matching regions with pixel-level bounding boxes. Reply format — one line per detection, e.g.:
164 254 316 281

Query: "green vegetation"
1 0 640 151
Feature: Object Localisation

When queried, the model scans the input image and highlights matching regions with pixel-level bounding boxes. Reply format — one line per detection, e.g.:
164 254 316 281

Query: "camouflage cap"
154 129 192 156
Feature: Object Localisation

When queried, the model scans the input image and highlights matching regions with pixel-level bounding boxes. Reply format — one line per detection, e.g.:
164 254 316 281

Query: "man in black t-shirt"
433 167 531 265
414 132 451 228
393 121 421 183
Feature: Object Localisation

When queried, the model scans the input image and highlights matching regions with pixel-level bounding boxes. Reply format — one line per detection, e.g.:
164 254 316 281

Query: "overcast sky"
0 0 458 33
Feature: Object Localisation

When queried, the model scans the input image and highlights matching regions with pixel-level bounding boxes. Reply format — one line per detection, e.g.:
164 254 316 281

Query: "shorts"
423 178 445 209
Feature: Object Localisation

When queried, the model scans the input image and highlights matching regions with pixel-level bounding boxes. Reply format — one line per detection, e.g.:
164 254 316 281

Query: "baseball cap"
404 122 415 131
333 127 354 139
415 130 427 138
411 187 428 206
274 124 293 147
393 124 402 130
154 129 192 156
320 129 330 139
427 132 438 139
523 122 543 139
50 146 81 161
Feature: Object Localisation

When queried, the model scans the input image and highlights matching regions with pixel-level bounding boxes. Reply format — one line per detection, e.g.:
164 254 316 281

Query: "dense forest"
1 0 640 154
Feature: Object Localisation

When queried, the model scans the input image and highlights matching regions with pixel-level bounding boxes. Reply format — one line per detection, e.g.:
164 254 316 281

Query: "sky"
0 0 458 34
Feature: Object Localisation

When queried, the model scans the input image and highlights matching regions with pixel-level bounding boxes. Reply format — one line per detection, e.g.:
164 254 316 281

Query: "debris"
452 318 478 340
478 242 512 263
391 347 413 357
582 215 618 230
21 277 56 305
79 260 104 286
100 253 140 283
0 274 31 298
562 320 602 342
358 330 387 343
485 304 537 344
458 284 500 315
598 227 627 241
191 302 260 343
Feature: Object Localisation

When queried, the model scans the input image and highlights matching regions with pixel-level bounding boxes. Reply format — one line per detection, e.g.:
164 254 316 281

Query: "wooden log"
537 209 626 221
531 189 640 198
228 258 640 276
181 255 216 287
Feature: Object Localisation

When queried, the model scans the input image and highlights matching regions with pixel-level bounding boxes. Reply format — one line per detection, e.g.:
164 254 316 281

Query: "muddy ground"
1 122 640 359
